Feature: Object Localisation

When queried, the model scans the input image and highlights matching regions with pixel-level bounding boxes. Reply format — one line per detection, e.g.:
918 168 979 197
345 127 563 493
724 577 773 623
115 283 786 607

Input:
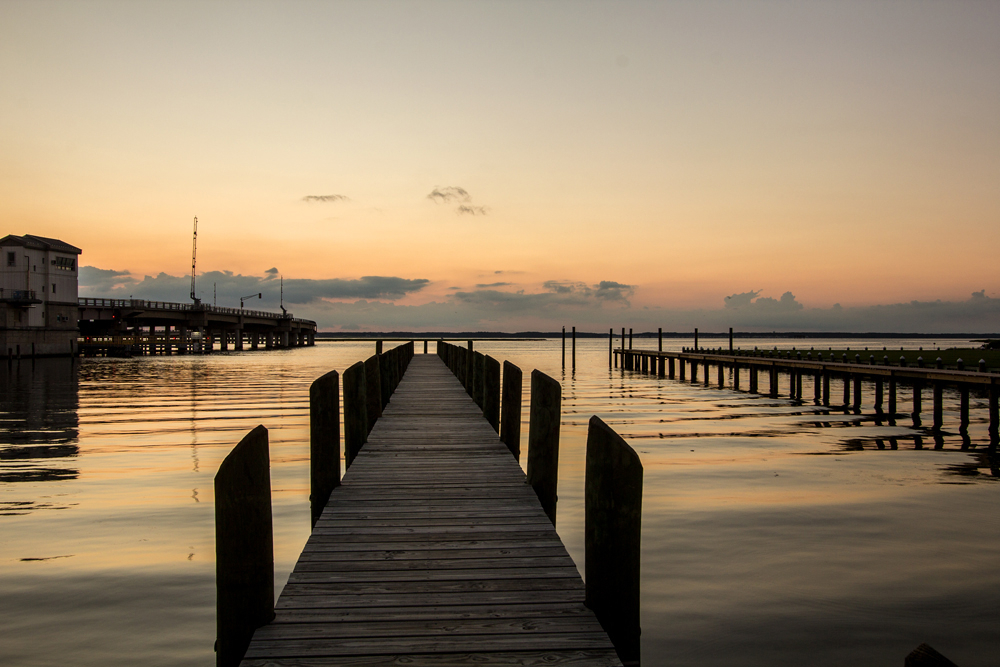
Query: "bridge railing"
79 297 315 325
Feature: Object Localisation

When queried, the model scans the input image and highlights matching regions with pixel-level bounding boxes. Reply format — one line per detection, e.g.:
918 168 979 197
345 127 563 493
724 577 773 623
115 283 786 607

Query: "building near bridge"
0 234 81 357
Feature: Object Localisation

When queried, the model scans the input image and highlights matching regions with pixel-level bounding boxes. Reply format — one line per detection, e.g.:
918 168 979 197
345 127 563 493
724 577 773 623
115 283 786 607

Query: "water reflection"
0 358 79 487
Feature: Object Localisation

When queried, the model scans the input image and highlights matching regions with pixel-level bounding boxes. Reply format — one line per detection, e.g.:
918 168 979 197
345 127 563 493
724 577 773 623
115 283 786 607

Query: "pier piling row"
614 348 1000 439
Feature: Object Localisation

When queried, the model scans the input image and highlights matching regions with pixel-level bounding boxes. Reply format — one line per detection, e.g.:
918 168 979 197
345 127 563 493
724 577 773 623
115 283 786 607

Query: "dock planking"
241 355 622 666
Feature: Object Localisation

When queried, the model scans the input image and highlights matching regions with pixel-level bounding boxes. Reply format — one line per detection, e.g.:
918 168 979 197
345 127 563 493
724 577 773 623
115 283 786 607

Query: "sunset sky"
3 1 998 332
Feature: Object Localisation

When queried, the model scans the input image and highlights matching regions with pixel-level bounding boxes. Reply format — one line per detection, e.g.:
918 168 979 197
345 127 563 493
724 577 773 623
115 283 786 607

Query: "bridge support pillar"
220 330 229 351
235 328 244 351
265 332 273 349
251 332 259 350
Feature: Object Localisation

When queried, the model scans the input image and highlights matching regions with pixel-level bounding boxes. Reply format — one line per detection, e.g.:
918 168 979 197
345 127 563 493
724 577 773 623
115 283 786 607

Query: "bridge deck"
242 355 621 666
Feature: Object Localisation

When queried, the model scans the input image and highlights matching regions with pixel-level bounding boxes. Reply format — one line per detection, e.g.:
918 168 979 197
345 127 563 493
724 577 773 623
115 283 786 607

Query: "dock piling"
483 354 501 432
585 415 642 667
527 370 561 526
309 371 340 528
342 361 368 468
500 360 523 460
215 425 274 667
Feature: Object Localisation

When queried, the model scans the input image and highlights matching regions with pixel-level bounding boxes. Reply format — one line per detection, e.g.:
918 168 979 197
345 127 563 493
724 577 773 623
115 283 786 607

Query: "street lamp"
240 293 261 309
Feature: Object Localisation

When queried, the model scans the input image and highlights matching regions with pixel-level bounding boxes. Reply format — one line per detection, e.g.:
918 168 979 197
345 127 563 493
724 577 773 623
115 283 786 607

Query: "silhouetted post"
609 329 614 368
215 425 274 667
874 377 884 412
585 416 642 667
853 374 862 410
989 384 998 441
842 375 850 406
694 327 698 351
375 340 383 355
889 374 898 416
679 358 686 381
500 361 522 460
769 365 778 397
959 386 970 432
668 357 675 379
658 327 662 352
628 328 633 350
465 341 475 396
474 352 486 409
562 326 566 368
310 370 340 528
484 355 501 432
690 359 698 383
729 327 733 352
379 351 392 410
733 363 740 390
342 361 367 468
527 370 561 525
572 326 576 369
363 355 382 435
912 381 923 426
904 643 958 667
933 381 944 432
658 356 665 378
717 361 724 387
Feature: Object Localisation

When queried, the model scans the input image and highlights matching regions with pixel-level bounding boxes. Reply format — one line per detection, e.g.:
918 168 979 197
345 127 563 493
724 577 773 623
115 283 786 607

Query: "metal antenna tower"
190 216 200 304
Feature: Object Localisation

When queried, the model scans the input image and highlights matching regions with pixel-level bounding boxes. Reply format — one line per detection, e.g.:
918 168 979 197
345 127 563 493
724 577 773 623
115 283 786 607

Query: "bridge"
78 298 316 355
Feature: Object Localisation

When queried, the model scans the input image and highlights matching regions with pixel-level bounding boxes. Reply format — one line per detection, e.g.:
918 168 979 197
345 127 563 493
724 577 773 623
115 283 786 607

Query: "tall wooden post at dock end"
527 370 561 525
585 415 642 667
729 327 733 352
483 354 501 432
215 425 274 667
342 361 368 468
500 361 523 460
309 370 340 528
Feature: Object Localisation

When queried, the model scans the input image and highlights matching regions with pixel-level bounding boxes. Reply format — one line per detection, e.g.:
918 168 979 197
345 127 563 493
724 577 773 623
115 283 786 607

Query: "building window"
6 252 14 267
52 283 57 294
54 257 75 271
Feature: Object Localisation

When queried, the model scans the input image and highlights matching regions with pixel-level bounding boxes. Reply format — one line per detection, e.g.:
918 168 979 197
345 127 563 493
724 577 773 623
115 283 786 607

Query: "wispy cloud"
302 194 349 203
426 186 470 204
475 282 511 288
457 204 489 216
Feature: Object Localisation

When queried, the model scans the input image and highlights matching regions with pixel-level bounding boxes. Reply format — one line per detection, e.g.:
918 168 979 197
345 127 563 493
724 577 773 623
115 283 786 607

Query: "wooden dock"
241 354 622 666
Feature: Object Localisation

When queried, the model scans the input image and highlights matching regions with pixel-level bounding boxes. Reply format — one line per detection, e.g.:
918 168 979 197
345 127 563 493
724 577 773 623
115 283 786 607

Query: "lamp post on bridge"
240 293 261 310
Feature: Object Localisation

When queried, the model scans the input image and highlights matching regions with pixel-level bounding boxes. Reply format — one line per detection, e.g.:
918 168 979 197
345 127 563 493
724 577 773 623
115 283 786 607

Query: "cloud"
476 282 512 288
265 267 278 275
593 280 634 303
543 280 586 294
79 266 429 306
302 194 349 203
426 186 470 204
724 290 762 309
79 266 137 293
456 204 488 216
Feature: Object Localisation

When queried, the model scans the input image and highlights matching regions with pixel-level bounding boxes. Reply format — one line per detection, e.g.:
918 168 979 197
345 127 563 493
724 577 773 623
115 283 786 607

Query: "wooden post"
842 374 850 406
729 327 733 352
465 341 474 393
874 377 884 412
527 370 561 526
658 327 662 352
628 328 633 350
375 339 382 355
474 351 486 409
572 326 576 369
912 380 923 426
959 385 970 432
363 355 382 435
609 328 614 368
342 361 367 469
379 351 392 410
215 425 274 667
500 361 523 460
989 383 999 440
733 363 740 390
310 370 340 529
769 365 778 397
933 381 943 432
585 416 642 667
717 362 724 388
853 374 862 410
694 327 698 351
658 356 665 378
668 357 675 379
562 326 566 368
484 354 501 432
814 372 821 403
690 359 697 383
889 374 897 416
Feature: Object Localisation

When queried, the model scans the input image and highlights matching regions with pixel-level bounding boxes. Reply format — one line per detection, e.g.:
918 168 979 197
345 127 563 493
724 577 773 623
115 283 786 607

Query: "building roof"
0 234 82 254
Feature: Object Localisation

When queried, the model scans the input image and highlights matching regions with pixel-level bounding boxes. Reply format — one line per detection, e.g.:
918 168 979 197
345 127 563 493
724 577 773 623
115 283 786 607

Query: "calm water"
1 338 997 666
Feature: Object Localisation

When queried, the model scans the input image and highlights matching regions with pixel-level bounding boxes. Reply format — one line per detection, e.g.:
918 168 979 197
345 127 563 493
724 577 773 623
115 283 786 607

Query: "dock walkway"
242 354 621 666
